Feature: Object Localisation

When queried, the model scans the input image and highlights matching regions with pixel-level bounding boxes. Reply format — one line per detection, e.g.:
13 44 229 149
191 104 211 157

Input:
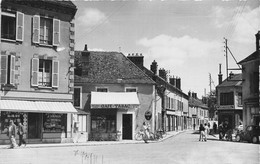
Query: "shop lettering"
99 104 131 108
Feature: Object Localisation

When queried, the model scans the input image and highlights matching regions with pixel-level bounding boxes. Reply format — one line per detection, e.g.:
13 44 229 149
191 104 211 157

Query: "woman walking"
199 124 206 142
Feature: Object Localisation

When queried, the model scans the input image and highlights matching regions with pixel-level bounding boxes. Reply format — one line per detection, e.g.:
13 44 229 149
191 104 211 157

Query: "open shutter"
53 19 60 46
9 55 15 85
31 58 39 86
16 12 24 41
32 15 40 43
52 60 59 87
1 55 8 84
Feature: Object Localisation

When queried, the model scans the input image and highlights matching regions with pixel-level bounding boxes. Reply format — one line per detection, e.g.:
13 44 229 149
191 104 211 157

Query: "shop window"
32 15 60 46
31 58 59 88
0 112 24 134
43 113 66 133
96 87 108 92
220 92 234 105
91 115 116 133
74 87 82 108
1 10 24 41
125 87 137 92
0 55 15 85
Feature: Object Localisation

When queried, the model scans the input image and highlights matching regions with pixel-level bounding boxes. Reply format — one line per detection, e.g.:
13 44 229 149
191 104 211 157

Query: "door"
28 113 42 139
122 114 132 140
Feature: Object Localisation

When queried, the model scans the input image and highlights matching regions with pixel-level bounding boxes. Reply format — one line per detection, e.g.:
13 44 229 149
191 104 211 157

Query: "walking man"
17 122 26 147
7 120 18 148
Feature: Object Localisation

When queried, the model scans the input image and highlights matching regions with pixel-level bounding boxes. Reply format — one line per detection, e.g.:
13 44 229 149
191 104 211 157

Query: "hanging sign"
145 111 152 120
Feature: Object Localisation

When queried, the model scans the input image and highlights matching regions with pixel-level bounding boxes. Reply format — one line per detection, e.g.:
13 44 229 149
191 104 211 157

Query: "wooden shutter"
53 19 60 46
52 60 59 87
16 12 24 41
31 58 39 86
9 55 15 85
1 55 8 84
32 15 40 43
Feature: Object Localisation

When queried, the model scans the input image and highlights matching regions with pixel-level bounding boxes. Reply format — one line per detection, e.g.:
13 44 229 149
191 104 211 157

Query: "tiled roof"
189 97 208 109
238 51 259 64
10 0 77 9
216 74 242 87
74 51 155 84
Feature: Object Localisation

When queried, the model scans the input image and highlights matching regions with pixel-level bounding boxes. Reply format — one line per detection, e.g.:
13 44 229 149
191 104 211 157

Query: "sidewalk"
0 130 183 149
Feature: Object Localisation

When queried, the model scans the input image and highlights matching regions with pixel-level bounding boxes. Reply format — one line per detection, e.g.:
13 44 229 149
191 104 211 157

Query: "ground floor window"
91 115 116 133
43 113 67 133
0 111 26 134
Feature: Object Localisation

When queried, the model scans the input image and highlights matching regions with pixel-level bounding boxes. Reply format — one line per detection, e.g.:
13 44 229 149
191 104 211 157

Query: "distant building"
127 55 189 132
74 46 155 141
0 0 77 144
216 73 243 129
238 31 260 128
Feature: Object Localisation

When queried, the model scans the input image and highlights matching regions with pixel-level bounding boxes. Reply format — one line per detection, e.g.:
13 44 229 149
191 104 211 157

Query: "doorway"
122 114 132 140
28 113 42 139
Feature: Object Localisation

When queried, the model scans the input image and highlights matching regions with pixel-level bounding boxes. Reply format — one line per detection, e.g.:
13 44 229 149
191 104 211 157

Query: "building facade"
0 0 77 144
216 73 243 129
238 31 260 128
74 47 156 141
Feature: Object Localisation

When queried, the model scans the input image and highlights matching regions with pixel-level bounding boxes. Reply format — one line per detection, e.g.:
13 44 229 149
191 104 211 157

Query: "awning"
91 91 140 109
0 100 77 113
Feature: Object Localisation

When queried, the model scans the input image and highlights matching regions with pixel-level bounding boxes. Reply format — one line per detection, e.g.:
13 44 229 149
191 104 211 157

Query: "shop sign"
145 111 152 120
91 104 139 109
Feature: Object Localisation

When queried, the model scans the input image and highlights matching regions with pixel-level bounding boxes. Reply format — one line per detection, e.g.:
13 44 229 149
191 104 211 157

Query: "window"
96 87 108 92
74 87 82 108
91 115 116 133
220 92 234 105
1 11 24 41
0 55 15 85
125 87 137 92
31 58 59 88
32 15 60 46
250 72 259 94
237 92 242 106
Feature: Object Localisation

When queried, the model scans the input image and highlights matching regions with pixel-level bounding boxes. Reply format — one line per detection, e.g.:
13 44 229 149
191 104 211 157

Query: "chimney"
82 44 90 56
192 92 195 98
159 68 167 81
218 63 223 85
188 91 191 97
150 60 158 75
84 44 88 51
127 53 144 68
176 78 181 90
169 76 176 86
256 31 260 51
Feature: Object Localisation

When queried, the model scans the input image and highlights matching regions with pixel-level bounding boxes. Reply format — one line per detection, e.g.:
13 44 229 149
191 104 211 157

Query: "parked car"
235 125 260 144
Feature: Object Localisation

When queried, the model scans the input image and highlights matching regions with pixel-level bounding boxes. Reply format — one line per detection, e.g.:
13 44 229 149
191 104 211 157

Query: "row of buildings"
216 32 259 130
0 0 209 144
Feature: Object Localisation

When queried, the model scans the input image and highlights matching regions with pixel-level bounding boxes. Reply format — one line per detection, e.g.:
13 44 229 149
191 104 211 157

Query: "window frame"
96 87 108 92
220 92 234 106
125 87 137 92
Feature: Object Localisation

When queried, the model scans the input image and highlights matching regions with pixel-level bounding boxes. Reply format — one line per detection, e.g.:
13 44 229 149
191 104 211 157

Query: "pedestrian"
7 120 18 148
204 123 209 141
193 123 196 130
199 124 206 141
142 122 149 143
17 122 26 147
213 122 217 134
218 122 224 140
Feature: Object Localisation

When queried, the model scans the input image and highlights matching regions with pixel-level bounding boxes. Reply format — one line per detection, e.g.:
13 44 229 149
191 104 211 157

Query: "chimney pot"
84 44 88 51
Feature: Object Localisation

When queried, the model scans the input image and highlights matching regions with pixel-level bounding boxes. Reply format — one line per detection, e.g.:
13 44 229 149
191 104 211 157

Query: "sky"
72 0 260 98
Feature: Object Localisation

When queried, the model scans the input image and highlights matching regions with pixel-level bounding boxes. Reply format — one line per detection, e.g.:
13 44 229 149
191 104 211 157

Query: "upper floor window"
0 54 15 85
31 57 59 88
32 15 60 46
220 92 234 105
1 10 24 41
238 92 242 106
96 87 108 92
74 87 82 108
125 87 137 92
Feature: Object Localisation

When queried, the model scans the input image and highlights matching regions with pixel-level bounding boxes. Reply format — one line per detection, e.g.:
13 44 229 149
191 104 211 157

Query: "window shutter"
52 60 59 87
31 58 39 86
32 15 40 43
16 12 24 41
53 19 60 46
1 55 8 84
9 55 15 85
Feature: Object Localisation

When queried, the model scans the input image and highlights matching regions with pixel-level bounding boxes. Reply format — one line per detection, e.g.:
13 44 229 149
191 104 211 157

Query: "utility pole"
209 73 212 96
224 38 228 79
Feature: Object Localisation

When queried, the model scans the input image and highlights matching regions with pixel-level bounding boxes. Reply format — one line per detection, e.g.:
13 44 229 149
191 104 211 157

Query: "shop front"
0 100 77 144
90 92 140 141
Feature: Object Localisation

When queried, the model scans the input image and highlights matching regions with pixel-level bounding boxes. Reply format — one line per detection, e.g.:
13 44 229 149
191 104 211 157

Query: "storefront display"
0 112 26 134
43 113 67 133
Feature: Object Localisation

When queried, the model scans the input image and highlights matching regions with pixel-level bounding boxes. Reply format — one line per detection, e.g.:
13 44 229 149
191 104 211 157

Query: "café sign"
91 104 139 109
